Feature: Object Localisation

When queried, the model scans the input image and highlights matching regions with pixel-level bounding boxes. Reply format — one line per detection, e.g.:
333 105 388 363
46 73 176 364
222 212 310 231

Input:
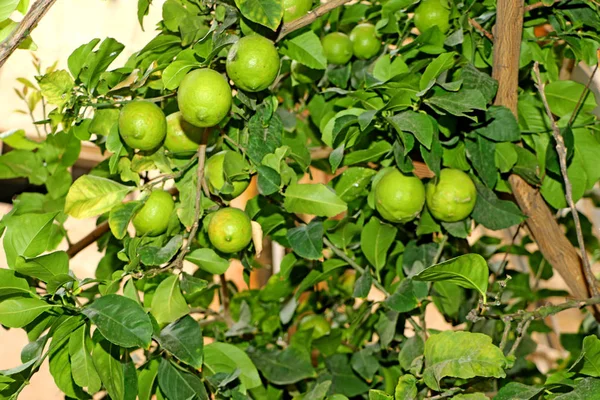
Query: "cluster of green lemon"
374 168 477 224
322 23 381 65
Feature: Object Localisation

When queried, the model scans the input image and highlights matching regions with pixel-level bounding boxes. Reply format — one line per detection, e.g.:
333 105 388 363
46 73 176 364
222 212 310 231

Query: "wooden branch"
66 221 109 258
493 0 600 313
532 62 599 298
0 0 58 69
469 18 494 41
524 0 561 13
277 0 351 42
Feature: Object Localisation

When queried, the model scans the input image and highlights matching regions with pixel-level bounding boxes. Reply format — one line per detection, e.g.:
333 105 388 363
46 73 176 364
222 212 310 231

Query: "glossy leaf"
3 212 57 268
0 298 54 328
158 359 208 400
203 342 262 389
65 175 132 219
93 339 125 400
234 0 282 30
281 31 327 70
151 275 189 326
14 251 69 282
185 248 230 274
156 315 203 369
360 217 398 271
284 183 347 217
68 325 101 393
0 269 30 297
287 220 323 260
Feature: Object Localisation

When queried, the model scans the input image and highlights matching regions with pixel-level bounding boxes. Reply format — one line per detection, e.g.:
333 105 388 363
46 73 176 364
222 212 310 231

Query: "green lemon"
205 151 250 200
226 35 280 92
164 112 205 154
374 169 425 223
298 314 331 339
291 60 324 84
414 0 451 34
118 101 167 151
349 23 381 59
177 68 232 127
207 207 253 253
283 0 313 22
321 32 353 65
426 168 477 222
133 190 175 236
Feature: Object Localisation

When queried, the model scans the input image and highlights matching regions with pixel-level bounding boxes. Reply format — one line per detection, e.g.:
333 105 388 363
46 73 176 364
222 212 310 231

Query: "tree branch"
277 0 351 42
66 221 109 258
0 0 58 69
524 0 561 13
532 62 599 298
469 18 494 41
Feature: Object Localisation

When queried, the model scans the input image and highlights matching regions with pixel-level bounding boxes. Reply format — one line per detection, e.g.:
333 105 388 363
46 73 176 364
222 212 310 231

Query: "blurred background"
1 1 600 399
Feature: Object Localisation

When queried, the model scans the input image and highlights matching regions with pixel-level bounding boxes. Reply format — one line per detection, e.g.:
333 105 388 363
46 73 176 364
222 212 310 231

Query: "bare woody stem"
532 62 599 298
277 0 352 42
0 0 58 69
523 0 561 13
469 18 494 41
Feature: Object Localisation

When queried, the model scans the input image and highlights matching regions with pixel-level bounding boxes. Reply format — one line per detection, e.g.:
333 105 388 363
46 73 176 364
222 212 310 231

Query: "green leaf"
281 31 326 70
305 381 332 400
545 80 597 118
423 331 507 391
334 167 376 202
92 339 125 400
475 106 520 142
494 382 543 400
0 269 30 297
360 217 397 271
344 141 392 165
204 342 262 389
419 52 456 92
248 111 283 164
185 248 230 274
541 150 588 209
68 38 101 79
80 38 125 91
82 294 153 348
0 149 46 183
394 375 418 400
415 254 489 302
158 359 208 400
385 279 419 313
163 60 200 90
554 378 600 399
472 181 525 230
257 165 281 196
372 54 408 83
369 390 392 400
249 345 316 385
48 341 86 399
151 275 189 326
388 111 436 149
156 315 203 369
65 175 132 219
139 235 183 266
3 212 57 268
0 129 40 150
138 359 159 400
234 0 282 30
432 281 464 320
326 354 370 397
39 70 74 108
137 0 152 29
68 325 101 394
466 136 497 188
109 201 142 240
14 251 69 282
494 142 518 173
427 89 487 119
0 298 54 328
351 349 379 381
461 64 498 103
0 0 19 20
284 183 347 217
286 220 323 260
571 335 600 377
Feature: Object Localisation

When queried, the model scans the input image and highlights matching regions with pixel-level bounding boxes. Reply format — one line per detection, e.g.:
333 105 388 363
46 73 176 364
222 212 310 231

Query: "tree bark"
0 0 58 69
492 0 599 306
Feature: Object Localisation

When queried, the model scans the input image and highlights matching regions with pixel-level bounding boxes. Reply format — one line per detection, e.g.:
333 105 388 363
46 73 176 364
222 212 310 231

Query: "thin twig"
486 296 600 321
567 62 599 127
426 388 463 400
84 93 176 109
499 316 512 351
524 0 561 13
533 62 599 298
219 274 231 321
432 235 447 265
0 0 58 69
277 0 352 42
469 18 494 41
67 221 109 258
508 317 532 358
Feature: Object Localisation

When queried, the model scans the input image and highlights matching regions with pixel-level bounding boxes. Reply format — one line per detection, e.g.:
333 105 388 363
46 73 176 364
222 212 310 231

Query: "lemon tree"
2 0 600 399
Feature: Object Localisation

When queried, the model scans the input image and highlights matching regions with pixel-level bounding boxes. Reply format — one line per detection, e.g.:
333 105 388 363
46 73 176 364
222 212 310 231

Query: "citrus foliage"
2 0 600 399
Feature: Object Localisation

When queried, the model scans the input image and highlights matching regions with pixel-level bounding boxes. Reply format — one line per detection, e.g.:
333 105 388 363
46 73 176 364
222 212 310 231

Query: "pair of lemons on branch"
374 168 477 224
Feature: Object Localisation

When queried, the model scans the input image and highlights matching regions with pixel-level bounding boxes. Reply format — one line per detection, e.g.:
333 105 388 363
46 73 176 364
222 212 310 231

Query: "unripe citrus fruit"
298 314 330 339
291 60 324 84
118 101 167 151
133 190 175 236
164 112 204 154
349 23 381 59
283 0 313 22
177 68 232 127
414 0 451 34
208 208 252 253
374 169 425 223
426 168 477 222
321 32 353 65
205 151 250 200
226 35 280 92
